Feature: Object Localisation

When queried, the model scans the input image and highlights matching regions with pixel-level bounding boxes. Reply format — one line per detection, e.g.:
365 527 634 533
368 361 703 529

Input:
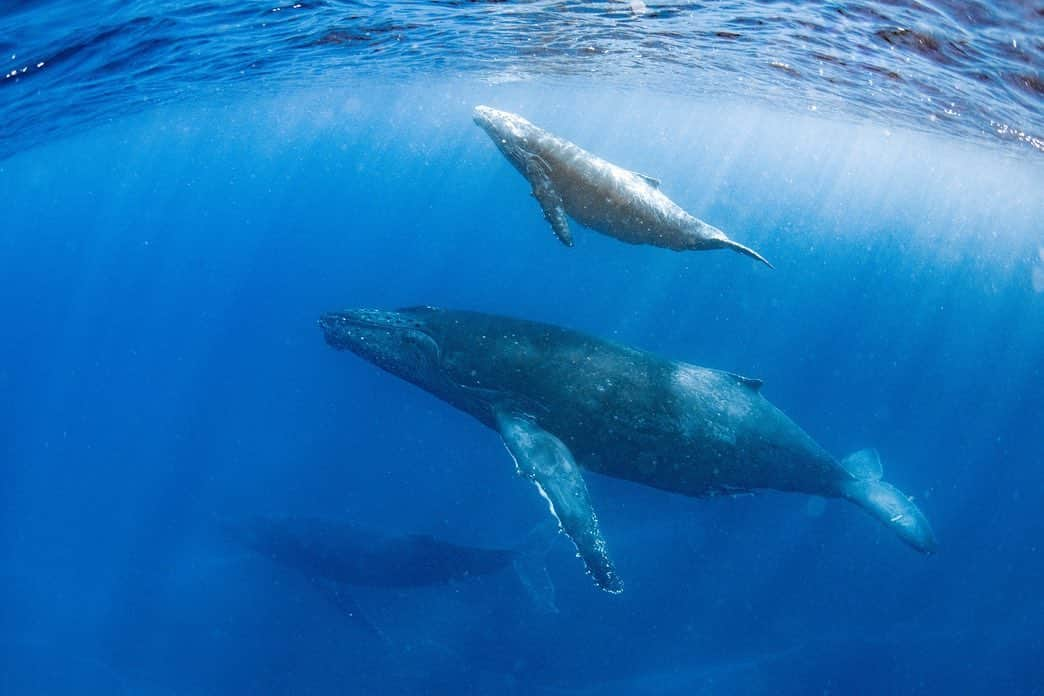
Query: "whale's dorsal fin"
724 371 763 391
495 408 622 594
524 155 573 247
738 376 763 391
632 171 661 188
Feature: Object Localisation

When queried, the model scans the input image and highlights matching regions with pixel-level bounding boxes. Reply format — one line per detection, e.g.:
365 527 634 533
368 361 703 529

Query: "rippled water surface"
2 0 1042 158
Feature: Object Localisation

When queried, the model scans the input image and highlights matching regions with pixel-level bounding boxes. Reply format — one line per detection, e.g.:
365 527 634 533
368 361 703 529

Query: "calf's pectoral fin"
524 155 573 247
494 408 623 593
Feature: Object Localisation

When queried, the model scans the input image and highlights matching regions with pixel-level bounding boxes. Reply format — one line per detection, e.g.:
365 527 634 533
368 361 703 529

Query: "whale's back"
526 130 694 246
424 310 843 496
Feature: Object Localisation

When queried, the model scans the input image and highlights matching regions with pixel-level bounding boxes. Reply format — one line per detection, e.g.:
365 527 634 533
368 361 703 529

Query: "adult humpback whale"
224 515 558 627
473 105 772 267
230 515 523 588
319 307 935 593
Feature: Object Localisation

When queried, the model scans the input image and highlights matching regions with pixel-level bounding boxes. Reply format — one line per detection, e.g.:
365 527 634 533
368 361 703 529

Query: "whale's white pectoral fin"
632 171 661 188
524 155 573 247
495 409 623 593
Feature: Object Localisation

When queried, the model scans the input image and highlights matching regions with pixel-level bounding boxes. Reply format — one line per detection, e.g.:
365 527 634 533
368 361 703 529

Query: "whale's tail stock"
838 449 937 554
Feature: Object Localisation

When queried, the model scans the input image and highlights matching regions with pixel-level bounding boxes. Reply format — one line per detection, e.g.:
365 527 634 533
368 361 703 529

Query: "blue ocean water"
2 2 1044 695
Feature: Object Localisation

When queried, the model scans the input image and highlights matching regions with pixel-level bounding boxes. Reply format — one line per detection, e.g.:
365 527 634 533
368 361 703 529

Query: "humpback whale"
229 515 523 588
319 307 935 593
473 105 772 267
226 515 557 626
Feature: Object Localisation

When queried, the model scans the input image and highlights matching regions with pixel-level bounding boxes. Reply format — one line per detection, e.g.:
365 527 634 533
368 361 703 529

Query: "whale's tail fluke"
838 449 937 553
718 238 774 268
512 521 559 614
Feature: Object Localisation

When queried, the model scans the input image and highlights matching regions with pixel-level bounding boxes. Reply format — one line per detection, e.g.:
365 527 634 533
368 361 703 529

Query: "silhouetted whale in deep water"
226 514 558 632
231 515 525 588
473 105 772 266
320 307 936 593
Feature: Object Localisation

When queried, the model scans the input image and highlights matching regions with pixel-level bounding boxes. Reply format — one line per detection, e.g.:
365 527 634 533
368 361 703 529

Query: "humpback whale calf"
319 307 936 593
473 105 772 267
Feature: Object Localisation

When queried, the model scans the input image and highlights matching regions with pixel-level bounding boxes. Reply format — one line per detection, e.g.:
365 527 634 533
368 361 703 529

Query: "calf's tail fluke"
838 448 937 553
719 238 774 268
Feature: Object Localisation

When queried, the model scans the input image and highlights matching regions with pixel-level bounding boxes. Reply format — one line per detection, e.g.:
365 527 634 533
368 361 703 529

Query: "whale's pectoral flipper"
306 575 389 644
524 155 573 247
495 409 623 593
838 449 937 554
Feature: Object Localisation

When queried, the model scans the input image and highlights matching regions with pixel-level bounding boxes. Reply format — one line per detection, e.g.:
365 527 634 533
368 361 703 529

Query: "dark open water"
2 2 1043 694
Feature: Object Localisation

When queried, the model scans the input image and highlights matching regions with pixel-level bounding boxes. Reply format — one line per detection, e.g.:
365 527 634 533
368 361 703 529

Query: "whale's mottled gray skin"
320 307 935 593
473 105 772 266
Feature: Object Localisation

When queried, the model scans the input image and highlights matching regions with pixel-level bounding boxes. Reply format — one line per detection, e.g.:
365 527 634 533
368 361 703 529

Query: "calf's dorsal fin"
632 171 661 188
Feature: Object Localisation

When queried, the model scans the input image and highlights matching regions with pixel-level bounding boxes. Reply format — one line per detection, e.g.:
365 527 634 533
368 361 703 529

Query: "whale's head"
473 105 542 168
473 105 530 139
319 307 445 389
